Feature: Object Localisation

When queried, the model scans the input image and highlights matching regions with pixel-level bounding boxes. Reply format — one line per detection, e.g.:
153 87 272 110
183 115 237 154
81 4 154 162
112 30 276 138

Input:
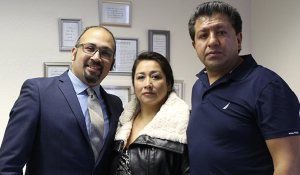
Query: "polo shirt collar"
196 54 257 82
229 54 257 81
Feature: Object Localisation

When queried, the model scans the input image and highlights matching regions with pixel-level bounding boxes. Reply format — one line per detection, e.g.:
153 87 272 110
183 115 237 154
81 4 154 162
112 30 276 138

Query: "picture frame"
99 1 132 27
174 80 184 99
110 38 139 75
58 18 82 51
103 85 131 107
44 62 72 77
148 30 170 61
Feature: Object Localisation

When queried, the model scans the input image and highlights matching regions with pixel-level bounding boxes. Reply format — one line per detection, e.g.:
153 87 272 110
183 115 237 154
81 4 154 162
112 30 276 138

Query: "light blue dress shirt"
68 70 109 144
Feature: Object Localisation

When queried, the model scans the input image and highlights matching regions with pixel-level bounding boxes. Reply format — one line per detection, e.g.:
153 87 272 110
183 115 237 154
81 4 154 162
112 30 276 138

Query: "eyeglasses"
76 43 114 60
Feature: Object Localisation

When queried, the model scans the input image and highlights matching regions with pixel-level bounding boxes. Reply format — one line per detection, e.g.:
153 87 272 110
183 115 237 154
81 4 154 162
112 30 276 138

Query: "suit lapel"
94 86 120 165
57 71 90 143
99 86 119 140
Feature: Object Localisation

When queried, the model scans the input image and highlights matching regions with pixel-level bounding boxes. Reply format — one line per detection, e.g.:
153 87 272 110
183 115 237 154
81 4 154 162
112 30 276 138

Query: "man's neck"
206 56 244 85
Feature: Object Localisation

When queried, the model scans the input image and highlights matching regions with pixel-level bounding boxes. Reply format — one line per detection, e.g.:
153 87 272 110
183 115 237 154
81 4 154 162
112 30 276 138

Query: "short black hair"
188 1 242 43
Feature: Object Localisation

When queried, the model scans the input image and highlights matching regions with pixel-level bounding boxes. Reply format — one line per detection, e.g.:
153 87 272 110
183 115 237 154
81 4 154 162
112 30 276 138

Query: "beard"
84 60 103 84
74 51 103 84
84 69 101 84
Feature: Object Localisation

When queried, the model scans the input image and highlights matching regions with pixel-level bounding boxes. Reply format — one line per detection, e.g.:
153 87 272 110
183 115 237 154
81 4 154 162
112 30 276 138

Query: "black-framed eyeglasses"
76 43 114 60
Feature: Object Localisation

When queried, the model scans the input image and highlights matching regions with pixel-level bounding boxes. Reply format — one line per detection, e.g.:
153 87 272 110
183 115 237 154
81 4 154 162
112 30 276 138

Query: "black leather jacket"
108 135 190 175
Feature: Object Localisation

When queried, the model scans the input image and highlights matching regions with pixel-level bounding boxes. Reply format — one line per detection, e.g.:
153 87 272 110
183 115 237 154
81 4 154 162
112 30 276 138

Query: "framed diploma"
148 30 170 61
174 80 184 99
99 1 132 27
58 18 82 51
110 38 138 75
44 62 72 77
103 85 131 107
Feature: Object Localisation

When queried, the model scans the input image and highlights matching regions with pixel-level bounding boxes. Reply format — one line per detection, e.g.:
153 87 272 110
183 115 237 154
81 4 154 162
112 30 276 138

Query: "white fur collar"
115 92 190 146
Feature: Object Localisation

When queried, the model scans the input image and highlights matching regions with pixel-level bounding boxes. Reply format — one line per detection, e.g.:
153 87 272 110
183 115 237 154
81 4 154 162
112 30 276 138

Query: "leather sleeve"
179 144 190 175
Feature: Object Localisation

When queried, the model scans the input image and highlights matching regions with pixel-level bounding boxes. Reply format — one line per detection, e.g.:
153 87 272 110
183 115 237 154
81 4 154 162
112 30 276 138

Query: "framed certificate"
44 62 72 77
99 1 132 27
174 80 184 99
103 85 131 107
110 38 138 75
148 30 170 61
58 18 82 51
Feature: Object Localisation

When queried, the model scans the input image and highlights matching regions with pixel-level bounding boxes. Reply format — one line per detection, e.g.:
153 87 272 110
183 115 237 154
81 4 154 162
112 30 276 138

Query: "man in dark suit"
0 26 123 175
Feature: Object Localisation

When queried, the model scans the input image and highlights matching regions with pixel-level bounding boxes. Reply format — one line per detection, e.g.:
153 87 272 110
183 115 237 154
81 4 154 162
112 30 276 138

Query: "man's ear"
237 32 242 51
110 58 115 71
71 47 77 61
192 41 196 49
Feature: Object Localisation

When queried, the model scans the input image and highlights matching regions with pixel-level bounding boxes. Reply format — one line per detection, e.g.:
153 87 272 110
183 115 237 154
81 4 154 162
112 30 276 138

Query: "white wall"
0 0 251 143
251 0 300 99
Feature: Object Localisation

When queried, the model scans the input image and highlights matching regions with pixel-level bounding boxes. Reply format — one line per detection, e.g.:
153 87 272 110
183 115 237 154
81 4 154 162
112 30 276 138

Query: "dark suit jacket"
0 71 123 175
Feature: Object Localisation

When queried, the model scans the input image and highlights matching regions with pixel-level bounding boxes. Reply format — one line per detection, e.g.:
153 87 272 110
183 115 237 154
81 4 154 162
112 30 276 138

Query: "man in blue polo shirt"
187 1 300 175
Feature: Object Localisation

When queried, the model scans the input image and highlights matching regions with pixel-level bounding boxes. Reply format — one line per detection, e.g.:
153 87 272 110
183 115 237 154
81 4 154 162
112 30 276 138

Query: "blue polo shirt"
187 54 300 175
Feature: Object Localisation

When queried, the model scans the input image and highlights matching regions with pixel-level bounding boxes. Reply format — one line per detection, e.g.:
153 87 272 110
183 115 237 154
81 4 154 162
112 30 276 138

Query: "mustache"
205 49 222 56
85 60 103 70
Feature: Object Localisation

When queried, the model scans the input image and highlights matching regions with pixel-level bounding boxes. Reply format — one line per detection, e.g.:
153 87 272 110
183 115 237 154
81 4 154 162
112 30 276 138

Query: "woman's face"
134 60 171 108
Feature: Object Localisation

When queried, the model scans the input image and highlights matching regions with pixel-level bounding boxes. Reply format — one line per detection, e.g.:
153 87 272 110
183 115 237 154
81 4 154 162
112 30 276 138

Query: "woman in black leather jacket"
108 52 190 175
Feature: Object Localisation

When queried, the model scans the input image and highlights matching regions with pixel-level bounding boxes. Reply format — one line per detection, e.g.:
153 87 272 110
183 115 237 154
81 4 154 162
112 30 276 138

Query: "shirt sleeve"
255 77 300 140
